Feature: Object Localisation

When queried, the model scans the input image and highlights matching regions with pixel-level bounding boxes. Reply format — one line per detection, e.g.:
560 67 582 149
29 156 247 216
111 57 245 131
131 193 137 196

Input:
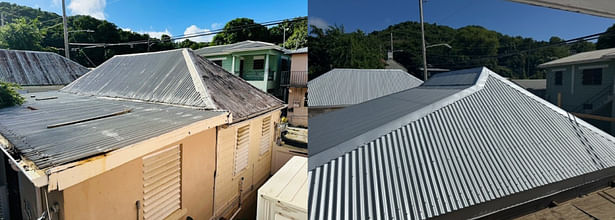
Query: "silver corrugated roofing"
0 49 89 86
0 91 224 169
62 48 283 121
307 69 423 108
538 48 615 68
286 47 308 54
308 67 615 219
194 40 285 56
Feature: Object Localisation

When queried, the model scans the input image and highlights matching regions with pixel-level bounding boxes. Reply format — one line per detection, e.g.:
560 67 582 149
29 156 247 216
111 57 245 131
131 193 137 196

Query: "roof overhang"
509 0 615 18
0 111 229 191
198 46 285 57
538 56 615 68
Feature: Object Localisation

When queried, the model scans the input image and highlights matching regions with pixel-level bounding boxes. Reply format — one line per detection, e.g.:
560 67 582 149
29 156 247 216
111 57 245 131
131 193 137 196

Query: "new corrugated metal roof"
307 69 424 108
62 48 283 121
194 40 285 56
538 48 615 68
308 67 615 219
0 49 89 86
0 91 224 169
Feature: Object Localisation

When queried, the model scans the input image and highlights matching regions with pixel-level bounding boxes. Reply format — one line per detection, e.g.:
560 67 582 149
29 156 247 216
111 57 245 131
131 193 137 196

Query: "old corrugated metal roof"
194 40 285 56
62 48 283 121
0 49 89 86
307 69 423 108
538 48 615 68
0 91 224 169
286 47 307 54
308 67 615 219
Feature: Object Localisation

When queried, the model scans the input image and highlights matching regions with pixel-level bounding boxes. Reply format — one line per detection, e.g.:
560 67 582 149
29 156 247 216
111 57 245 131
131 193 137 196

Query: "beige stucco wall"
290 53 307 72
213 110 281 218
288 87 308 127
60 127 217 220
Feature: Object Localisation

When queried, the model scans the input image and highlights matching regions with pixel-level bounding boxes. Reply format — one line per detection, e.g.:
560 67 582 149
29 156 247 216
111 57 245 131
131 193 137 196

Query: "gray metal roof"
286 47 308 54
307 69 424 108
62 49 283 121
308 67 615 219
0 49 89 86
538 48 615 68
194 40 285 56
0 91 224 169
511 79 546 90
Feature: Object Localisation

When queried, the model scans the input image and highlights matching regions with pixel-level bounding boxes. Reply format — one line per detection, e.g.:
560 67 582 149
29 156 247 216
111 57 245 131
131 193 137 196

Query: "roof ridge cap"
181 49 217 109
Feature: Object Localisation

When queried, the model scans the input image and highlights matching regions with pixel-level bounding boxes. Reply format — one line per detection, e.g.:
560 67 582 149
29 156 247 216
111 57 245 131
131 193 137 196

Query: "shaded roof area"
385 58 408 72
0 49 89 86
538 48 615 68
511 79 546 90
307 69 423 107
509 0 615 18
194 40 285 56
0 91 224 169
308 67 615 219
516 187 615 220
62 49 283 121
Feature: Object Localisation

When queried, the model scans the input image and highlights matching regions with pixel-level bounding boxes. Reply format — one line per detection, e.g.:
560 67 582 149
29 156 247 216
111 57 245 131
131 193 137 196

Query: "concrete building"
195 41 291 97
539 48 615 133
283 47 308 127
0 49 284 220
309 67 615 219
0 49 89 93
308 68 423 117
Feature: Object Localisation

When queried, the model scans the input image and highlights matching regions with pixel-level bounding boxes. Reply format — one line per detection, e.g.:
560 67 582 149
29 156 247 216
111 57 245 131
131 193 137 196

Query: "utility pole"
419 0 428 80
1 13 4 26
62 0 69 59
390 32 393 52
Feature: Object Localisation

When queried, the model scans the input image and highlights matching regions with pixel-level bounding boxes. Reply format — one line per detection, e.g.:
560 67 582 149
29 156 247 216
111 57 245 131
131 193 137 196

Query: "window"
304 92 308 107
260 116 272 156
582 68 602 85
234 125 250 175
554 71 563 85
212 60 222 66
142 145 181 220
253 59 264 70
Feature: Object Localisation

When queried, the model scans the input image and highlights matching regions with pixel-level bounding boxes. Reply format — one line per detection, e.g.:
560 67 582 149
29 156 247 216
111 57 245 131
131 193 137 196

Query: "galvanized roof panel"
0 49 89 86
195 40 284 56
538 48 615 68
0 91 224 169
307 69 423 107
308 67 615 219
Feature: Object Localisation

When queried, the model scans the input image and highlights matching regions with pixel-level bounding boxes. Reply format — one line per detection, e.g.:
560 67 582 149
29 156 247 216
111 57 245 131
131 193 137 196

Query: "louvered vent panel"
235 125 250 175
260 116 272 155
143 145 181 220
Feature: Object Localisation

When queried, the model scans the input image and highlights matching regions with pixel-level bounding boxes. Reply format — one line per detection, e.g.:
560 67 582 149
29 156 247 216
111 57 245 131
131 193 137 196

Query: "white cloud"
120 27 132 32
211 23 222 30
137 29 172 39
183 25 213 42
309 17 329 29
68 0 106 20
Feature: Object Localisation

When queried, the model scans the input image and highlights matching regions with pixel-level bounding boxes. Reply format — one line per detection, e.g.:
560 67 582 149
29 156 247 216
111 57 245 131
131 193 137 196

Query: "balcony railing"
239 70 275 81
280 71 308 87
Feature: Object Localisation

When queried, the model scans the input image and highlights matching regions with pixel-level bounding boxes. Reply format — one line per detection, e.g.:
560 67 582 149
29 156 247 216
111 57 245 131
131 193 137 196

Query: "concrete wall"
213 110 281 218
59 127 217 220
290 53 307 72
288 87 308 127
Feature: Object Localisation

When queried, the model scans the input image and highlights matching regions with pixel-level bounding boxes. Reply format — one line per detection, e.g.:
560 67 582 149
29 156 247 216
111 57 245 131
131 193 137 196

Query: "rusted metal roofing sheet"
308 67 615 219
0 49 88 86
308 69 423 108
0 91 224 169
62 49 283 121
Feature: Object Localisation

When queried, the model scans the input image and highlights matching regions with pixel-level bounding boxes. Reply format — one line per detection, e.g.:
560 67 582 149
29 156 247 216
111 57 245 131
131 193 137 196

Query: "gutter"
0 135 48 187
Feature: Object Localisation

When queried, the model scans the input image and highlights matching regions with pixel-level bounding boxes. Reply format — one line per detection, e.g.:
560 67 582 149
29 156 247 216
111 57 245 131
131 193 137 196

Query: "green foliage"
283 19 307 49
597 23 615 49
212 18 269 45
310 21 601 80
177 39 209 50
0 81 24 108
0 18 43 50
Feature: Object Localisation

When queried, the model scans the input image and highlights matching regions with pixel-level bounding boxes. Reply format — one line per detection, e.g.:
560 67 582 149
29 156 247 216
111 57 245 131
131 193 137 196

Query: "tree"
0 81 24 108
283 19 307 49
0 18 43 50
212 18 269 45
597 23 615 49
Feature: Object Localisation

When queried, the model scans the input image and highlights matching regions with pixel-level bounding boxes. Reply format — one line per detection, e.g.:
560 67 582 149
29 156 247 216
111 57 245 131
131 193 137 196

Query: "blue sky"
309 0 615 41
7 0 307 42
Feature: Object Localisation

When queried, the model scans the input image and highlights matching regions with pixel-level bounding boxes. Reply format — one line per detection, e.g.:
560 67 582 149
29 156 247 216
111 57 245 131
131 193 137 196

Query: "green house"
195 41 291 97
539 48 615 134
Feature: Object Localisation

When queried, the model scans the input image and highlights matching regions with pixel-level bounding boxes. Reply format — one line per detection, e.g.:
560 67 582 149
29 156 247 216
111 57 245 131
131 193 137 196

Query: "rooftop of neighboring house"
286 47 307 54
539 47 615 68
308 67 615 219
511 79 547 90
307 68 423 108
0 49 89 86
194 40 287 56
0 48 283 171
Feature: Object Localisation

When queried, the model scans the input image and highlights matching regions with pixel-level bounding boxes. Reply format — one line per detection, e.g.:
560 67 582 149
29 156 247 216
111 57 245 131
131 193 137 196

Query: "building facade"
283 48 308 127
195 41 291 97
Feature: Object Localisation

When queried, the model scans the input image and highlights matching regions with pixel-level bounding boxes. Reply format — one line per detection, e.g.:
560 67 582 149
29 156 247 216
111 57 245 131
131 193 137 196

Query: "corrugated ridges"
194 40 283 56
308 67 615 219
0 49 89 85
308 69 423 107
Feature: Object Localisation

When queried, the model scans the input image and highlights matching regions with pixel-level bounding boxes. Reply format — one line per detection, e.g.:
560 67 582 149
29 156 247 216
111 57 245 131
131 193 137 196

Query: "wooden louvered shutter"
234 125 250 175
260 116 272 155
142 145 181 220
